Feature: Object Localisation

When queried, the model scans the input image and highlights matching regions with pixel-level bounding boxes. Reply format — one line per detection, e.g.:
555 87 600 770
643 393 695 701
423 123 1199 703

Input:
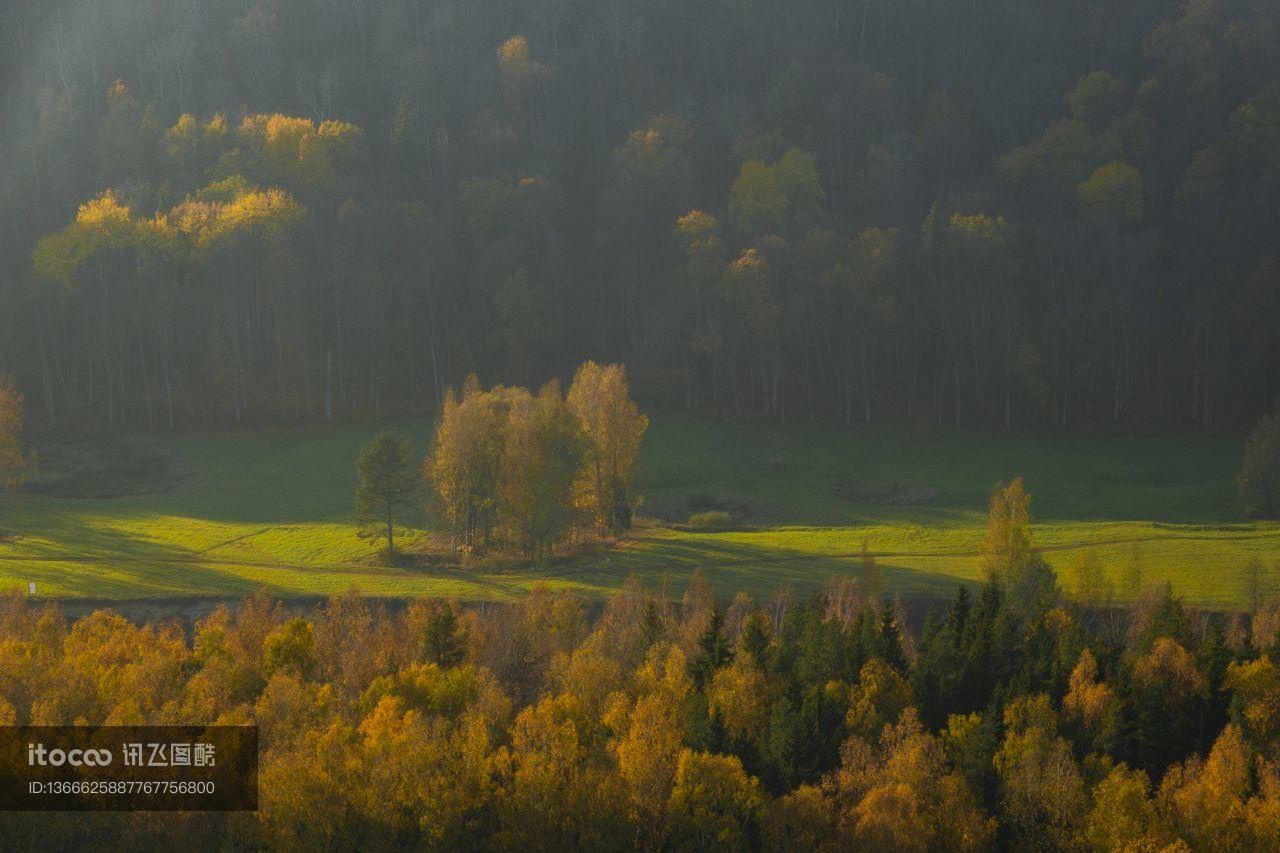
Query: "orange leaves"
1132 637 1206 700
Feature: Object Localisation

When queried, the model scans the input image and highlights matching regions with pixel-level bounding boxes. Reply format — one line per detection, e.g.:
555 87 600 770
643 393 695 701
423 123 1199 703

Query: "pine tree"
423 601 467 667
640 600 664 648
355 431 417 555
740 610 771 662
690 605 729 689
877 605 907 672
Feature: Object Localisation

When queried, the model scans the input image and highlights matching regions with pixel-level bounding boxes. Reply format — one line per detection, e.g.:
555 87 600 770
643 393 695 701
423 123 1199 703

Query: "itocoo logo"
27 743 113 766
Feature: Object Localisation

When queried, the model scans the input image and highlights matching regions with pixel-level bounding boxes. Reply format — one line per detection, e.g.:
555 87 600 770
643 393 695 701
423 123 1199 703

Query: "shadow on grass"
549 533 975 600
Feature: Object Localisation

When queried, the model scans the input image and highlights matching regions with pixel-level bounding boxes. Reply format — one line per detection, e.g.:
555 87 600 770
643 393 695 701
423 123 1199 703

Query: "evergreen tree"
740 610 771 662
355 431 417 554
640 600 665 648
690 605 730 689
876 605 907 673
423 601 467 668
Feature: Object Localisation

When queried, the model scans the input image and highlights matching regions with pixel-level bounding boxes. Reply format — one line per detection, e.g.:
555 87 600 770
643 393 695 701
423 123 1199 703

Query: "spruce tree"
640 600 664 648
877 605 907 672
423 602 467 668
356 431 417 555
690 605 729 689
740 610 771 662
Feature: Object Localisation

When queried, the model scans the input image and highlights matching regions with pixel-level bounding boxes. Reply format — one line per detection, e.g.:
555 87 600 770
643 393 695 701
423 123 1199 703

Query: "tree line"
1 484 1279 849
355 361 647 560
1 0 1278 433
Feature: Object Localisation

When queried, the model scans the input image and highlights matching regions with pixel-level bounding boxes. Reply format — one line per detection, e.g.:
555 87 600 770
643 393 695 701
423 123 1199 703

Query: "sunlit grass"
0 418 1273 606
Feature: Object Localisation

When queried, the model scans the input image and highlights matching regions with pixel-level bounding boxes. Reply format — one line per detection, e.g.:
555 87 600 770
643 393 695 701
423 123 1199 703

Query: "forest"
1 0 1278 433
1 490 1279 849
2 0 1280 846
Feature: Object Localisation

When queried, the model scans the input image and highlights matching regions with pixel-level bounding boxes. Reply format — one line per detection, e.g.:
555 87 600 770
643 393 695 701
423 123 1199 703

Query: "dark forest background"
1 0 1278 434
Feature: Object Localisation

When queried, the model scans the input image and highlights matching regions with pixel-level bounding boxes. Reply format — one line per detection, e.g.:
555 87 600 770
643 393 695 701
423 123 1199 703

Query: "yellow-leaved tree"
0 373 34 496
567 362 648 535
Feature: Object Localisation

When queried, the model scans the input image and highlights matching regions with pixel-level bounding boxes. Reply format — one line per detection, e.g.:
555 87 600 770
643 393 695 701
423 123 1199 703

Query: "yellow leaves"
497 36 530 73
980 477 1033 583
168 184 303 249
707 654 768 742
1063 649 1114 735
676 210 720 250
1133 637 1206 700
204 112 229 138
32 227 91 286
165 113 200 148
1157 725 1258 849
666 749 766 850
75 190 132 237
836 709 995 852
729 147 824 235
549 632 625 724
846 658 912 741
33 190 152 284
205 186 304 245
262 114 314 158
33 180 305 284
237 113 364 191
566 361 649 534
1224 655 1280 750
168 199 219 237
1085 763 1159 851
611 689 685 825
1078 160 1144 224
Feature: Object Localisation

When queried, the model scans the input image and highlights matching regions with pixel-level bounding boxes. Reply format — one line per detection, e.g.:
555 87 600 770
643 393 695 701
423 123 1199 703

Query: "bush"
687 510 733 529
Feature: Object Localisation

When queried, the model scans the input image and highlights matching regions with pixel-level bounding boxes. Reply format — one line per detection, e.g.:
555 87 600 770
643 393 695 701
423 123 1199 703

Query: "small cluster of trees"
356 362 647 561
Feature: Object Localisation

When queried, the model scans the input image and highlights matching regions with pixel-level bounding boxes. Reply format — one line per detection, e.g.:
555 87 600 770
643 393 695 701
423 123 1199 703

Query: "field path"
2 527 1274 573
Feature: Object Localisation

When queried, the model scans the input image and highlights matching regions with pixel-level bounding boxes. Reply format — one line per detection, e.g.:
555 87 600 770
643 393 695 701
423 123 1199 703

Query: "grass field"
0 418 1275 607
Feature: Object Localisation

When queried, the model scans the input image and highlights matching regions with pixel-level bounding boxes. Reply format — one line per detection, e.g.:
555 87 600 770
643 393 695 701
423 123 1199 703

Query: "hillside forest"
1 0 1278 433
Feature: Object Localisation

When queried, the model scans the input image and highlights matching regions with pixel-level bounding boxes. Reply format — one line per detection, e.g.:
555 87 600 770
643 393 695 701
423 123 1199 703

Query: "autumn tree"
500 381 582 561
834 709 995 850
666 750 765 850
355 431 417 555
567 362 649 535
980 477 1034 584
425 376 513 553
1240 413 1280 518
993 694 1086 848
0 374 34 496
1068 548 1110 605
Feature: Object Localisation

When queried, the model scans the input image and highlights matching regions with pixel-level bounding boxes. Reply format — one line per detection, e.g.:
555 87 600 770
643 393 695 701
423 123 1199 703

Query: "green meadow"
0 419 1274 607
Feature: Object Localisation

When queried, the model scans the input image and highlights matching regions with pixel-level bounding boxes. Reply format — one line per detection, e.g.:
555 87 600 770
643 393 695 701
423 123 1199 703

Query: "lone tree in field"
567 361 648 535
1239 413 1280 518
980 477 1034 584
0 373 34 496
356 431 417 554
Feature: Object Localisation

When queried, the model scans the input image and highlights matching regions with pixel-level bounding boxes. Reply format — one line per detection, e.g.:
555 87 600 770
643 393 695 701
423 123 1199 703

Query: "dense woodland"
1 492 1280 849
1 0 1278 434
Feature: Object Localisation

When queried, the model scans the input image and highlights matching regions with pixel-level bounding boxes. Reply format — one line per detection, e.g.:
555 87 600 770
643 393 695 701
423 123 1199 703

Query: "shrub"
687 510 733 529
